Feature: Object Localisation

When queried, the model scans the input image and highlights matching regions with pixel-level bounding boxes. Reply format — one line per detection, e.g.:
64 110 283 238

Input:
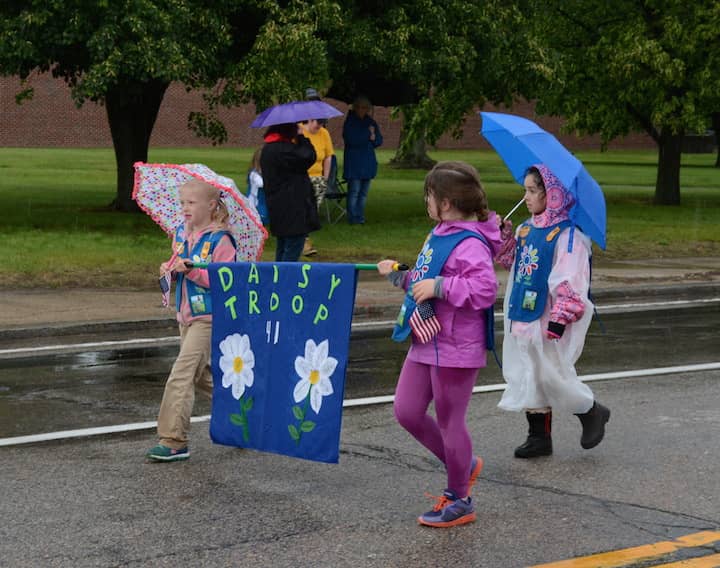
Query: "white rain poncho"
498 165 595 414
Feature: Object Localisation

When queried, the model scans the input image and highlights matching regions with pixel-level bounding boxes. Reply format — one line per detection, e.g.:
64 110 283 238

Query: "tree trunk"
712 112 720 168
105 80 169 211
390 134 436 169
654 129 683 205
389 108 436 170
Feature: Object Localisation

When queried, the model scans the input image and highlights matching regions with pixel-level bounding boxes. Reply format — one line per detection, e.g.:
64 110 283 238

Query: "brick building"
1 74 654 151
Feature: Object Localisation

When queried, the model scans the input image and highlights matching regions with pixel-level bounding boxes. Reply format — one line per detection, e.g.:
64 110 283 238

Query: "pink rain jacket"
405 215 502 368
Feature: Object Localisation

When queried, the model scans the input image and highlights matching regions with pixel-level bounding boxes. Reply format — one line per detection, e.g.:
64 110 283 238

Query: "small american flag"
159 271 172 308
409 302 441 343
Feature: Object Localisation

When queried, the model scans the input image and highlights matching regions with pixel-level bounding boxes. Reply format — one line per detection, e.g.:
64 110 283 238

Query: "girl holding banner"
145 178 239 462
378 161 501 528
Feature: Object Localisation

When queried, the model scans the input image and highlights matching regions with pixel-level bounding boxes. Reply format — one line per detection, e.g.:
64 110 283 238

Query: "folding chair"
323 155 347 224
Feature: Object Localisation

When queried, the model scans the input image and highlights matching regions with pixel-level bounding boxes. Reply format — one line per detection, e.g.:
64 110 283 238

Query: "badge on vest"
522 290 538 311
546 226 561 241
396 303 407 326
190 294 207 314
201 241 211 259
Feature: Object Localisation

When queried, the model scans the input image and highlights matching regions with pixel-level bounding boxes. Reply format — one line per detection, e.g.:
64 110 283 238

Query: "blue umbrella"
251 100 343 128
480 111 607 250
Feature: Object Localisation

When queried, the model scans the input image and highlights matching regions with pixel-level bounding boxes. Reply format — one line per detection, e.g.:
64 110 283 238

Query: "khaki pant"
157 319 213 448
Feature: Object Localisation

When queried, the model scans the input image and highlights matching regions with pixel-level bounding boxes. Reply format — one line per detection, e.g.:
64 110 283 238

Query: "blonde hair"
423 161 489 221
249 147 262 174
181 179 231 231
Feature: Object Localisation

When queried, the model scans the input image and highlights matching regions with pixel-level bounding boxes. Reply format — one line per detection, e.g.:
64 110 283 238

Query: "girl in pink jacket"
378 161 501 528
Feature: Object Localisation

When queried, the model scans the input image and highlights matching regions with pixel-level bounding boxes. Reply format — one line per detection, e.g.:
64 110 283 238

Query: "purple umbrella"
251 100 343 128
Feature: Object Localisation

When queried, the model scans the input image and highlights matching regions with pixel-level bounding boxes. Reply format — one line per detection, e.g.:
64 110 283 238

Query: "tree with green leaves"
204 1 535 169
0 0 330 211
320 0 535 168
532 0 720 205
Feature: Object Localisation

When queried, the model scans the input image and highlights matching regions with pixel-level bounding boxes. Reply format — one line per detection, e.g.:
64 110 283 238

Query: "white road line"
0 336 179 356
598 297 720 311
0 416 211 447
1 361 718 447
4 297 718 357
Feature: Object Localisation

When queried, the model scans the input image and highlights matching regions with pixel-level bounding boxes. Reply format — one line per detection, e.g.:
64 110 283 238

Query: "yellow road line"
532 531 720 568
653 553 720 567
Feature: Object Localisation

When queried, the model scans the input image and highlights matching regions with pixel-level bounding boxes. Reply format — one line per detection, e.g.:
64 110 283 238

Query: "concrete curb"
2 281 718 342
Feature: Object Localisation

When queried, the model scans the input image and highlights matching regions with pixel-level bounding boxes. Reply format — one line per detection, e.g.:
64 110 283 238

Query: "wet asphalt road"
0 302 719 567
0 303 718 438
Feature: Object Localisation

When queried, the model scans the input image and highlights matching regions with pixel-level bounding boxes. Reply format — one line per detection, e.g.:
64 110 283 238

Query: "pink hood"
532 164 575 228
431 212 503 256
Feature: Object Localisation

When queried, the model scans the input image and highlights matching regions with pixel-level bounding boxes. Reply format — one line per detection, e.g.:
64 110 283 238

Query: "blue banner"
208 262 358 463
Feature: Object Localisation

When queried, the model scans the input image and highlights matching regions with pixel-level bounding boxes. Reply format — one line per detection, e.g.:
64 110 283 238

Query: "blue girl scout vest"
392 230 490 342
507 220 571 322
174 226 237 317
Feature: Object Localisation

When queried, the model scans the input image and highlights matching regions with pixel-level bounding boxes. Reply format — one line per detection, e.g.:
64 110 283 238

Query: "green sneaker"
146 444 189 462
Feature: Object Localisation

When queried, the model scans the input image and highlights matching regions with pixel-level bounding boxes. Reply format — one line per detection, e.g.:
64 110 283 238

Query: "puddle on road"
1 305 718 438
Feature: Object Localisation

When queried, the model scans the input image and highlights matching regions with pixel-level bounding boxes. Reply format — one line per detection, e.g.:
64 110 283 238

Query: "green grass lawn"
1 146 718 288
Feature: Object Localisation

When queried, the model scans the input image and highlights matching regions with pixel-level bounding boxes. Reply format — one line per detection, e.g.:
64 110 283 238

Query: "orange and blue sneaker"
146 444 189 462
418 489 476 528
468 455 484 495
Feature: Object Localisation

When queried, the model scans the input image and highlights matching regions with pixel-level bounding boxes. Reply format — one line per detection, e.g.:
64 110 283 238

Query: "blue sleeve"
371 119 383 148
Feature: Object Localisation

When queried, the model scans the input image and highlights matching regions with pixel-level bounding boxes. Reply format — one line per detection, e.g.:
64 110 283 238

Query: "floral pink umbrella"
133 162 267 260
133 162 268 305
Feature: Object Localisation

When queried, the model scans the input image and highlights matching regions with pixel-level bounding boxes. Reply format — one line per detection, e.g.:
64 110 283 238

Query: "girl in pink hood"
378 161 501 528
496 164 610 459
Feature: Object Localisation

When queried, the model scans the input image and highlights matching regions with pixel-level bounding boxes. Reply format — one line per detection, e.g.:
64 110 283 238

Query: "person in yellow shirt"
301 117 334 256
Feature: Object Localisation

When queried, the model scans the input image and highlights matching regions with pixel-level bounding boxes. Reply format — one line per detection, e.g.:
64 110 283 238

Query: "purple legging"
393 359 479 498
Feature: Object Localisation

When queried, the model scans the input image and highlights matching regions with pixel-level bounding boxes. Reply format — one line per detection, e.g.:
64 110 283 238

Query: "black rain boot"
514 411 553 458
575 402 611 449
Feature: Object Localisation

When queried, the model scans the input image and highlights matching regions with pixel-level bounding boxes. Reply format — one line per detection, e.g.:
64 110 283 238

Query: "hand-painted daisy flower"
219 333 255 400
518 244 539 277
411 244 434 282
293 339 338 414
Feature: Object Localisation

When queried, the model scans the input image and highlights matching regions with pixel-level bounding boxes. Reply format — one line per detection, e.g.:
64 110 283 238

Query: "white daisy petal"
239 334 250 355
319 356 338 377
222 371 235 389
242 369 254 388
244 349 255 370
231 378 245 400
219 356 233 374
304 339 317 361
315 376 334 397
313 340 329 366
294 356 312 380
226 333 242 358
219 337 231 355
310 387 323 414
293 378 310 403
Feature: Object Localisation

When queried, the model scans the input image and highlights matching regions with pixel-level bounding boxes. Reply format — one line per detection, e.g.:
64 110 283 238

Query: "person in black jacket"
260 122 319 261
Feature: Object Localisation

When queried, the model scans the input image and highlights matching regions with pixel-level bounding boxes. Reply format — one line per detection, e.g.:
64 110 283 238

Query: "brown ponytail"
423 161 489 221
